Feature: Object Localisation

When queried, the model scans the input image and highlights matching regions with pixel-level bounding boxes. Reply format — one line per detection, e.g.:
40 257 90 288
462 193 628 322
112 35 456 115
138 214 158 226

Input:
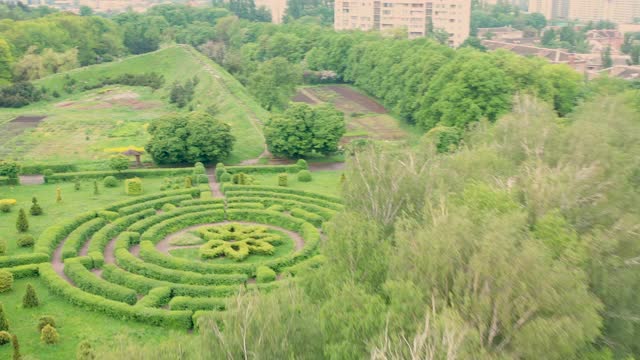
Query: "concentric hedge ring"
21 186 343 329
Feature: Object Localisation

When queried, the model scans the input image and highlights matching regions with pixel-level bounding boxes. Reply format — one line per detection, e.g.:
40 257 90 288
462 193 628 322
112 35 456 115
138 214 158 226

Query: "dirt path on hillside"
180 45 271 164
206 167 224 198
19 175 45 185
52 238 74 284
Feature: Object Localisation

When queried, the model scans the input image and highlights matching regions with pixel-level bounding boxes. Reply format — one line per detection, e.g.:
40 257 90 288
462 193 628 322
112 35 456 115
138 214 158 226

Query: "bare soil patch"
12 115 47 123
292 91 317 104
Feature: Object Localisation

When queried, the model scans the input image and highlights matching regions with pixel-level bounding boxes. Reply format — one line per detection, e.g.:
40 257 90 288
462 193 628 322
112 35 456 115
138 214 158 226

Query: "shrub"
103 176 118 188
194 162 206 174
278 173 288 187
0 303 8 331
215 165 226 180
74 177 81 191
37 316 56 331
0 161 20 185
109 155 129 172
17 234 34 247
220 172 231 183
41 324 59 344
56 187 62 203
232 173 250 185
30 197 42 216
22 283 39 308
15 208 28 233
0 239 5 255
125 178 143 195
191 189 201 199
0 331 10 345
93 181 99 195
0 271 13 292
0 199 16 213
11 333 19 360
184 176 192 189
77 340 95 360
296 159 308 169
297 170 312 182
256 266 276 283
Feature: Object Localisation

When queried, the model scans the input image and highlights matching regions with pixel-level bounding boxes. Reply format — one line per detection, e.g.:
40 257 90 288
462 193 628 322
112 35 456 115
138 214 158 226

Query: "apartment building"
334 0 470 46
568 0 640 25
255 0 288 23
527 0 568 19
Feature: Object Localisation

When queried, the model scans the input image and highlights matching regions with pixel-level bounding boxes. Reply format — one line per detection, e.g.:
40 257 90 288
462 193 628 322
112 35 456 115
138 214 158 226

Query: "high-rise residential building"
528 0 568 19
334 0 471 46
568 0 640 25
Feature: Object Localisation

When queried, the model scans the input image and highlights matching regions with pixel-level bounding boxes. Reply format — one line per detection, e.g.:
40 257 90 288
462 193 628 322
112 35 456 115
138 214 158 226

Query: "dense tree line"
203 16 586 131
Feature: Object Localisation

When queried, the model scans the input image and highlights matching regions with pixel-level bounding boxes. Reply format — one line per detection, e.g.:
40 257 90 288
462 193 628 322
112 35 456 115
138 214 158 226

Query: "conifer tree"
0 303 9 331
77 340 96 360
74 177 81 191
40 324 59 344
30 197 42 216
11 333 20 360
22 283 39 308
56 187 62 203
93 181 99 195
16 208 28 233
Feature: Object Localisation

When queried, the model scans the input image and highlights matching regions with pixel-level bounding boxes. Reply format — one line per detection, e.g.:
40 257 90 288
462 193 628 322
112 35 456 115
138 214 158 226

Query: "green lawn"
247 170 344 197
0 278 189 360
0 45 266 168
0 179 208 256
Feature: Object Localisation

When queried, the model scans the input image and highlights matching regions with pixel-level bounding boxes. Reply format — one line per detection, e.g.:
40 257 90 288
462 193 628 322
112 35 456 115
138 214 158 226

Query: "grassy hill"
0 45 267 168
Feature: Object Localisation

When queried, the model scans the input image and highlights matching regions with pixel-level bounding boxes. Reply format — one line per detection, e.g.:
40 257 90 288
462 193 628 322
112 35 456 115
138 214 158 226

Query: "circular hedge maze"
7 185 342 329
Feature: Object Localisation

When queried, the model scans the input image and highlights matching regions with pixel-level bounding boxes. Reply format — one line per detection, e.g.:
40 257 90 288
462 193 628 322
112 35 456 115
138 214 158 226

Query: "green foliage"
296 159 308 170
0 303 8 331
37 316 56 332
22 283 39 308
0 331 10 346
0 271 12 293
161 203 177 212
249 57 302 110
76 340 96 360
265 103 345 158
297 170 312 182
0 82 42 108
146 112 235 165
29 196 42 215
422 125 461 153
16 234 34 247
108 155 130 172
102 176 118 188
256 266 276 283
278 173 288 187
40 324 59 345
169 76 199 108
0 161 20 185
15 208 28 233
220 172 232 183
125 178 143 196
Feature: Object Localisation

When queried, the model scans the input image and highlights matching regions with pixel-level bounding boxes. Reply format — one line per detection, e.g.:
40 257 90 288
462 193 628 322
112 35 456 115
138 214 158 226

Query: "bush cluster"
0 199 16 213
0 82 42 108
0 331 10 345
40 324 59 345
37 316 56 331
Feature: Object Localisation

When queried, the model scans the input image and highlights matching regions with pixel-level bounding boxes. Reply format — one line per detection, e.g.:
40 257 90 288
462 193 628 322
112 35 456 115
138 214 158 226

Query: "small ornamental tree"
109 155 129 172
0 160 20 185
74 177 81 191
0 271 13 293
76 340 96 360
16 208 28 233
93 181 99 195
40 324 59 345
11 333 19 360
37 316 55 331
0 303 9 331
0 331 10 345
56 187 62 203
184 176 192 189
30 197 42 216
278 173 288 187
22 283 39 308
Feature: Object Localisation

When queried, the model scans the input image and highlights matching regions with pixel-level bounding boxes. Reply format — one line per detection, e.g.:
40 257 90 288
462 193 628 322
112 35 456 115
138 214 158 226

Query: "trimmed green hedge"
4 263 41 278
62 217 108 260
40 263 193 329
139 210 225 244
64 258 137 305
135 287 172 308
45 168 195 182
118 194 192 216
21 163 77 175
256 266 276 283
226 196 336 221
169 296 226 311
226 202 264 210
0 253 48 268
127 205 225 234
115 249 248 286
104 189 197 211
221 185 342 204
102 265 240 298
223 164 301 175
290 208 324 227
179 198 225 207
225 190 343 211
35 211 98 255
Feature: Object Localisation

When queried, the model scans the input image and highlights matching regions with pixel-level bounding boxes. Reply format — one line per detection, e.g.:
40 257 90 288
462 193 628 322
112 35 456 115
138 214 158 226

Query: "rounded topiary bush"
125 178 143 195
103 176 118 188
220 172 231 183
0 331 10 345
0 270 13 293
296 159 308 170
256 266 276 283
38 316 56 332
40 324 59 345
297 170 312 182
17 234 34 248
